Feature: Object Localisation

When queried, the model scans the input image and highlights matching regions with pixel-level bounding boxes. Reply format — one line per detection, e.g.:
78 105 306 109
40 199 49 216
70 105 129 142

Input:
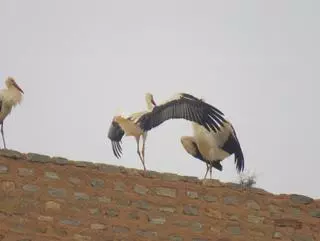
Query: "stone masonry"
0 149 319 241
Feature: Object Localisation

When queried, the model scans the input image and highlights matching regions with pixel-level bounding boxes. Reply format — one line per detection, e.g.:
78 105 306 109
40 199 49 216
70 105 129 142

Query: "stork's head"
145 92 156 106
5 77 24 94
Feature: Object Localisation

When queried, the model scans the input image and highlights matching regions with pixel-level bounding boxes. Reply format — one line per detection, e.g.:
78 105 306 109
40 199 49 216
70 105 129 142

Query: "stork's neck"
7 85 20 92
3 86 23 103
146 101 154 111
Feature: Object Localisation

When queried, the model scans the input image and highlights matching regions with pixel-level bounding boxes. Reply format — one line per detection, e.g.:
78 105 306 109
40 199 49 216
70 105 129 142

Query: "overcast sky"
1 0 319 198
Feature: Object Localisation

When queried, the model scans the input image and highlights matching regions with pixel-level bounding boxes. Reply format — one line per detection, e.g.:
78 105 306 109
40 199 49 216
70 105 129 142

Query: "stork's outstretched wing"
137 93 226 132
107 121 125 158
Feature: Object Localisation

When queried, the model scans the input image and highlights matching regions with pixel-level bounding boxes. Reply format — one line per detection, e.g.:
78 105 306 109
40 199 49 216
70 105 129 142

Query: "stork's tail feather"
220 124 245 173
211 161 223 171
234 146 245 173
231 126 245 173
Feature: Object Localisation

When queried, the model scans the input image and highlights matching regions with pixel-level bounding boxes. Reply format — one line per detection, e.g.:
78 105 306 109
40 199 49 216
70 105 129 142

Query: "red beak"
151 99 156 106
13 82 24 94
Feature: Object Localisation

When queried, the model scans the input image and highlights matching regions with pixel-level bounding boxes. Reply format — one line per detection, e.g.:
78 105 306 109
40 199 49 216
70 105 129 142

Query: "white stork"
180 120 245 179
0 77 24 149
107 92 226 174
107 93 156 172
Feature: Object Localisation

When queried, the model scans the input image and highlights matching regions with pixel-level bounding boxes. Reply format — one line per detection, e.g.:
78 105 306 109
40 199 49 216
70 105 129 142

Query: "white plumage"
181 120 245 179
0 77 24 149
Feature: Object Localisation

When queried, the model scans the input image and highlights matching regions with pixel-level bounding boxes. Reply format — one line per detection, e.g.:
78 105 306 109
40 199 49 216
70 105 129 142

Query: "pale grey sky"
1 0 319 198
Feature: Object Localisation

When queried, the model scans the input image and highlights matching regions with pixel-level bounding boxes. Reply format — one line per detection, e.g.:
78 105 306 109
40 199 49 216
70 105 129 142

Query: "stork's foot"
141 168 148 177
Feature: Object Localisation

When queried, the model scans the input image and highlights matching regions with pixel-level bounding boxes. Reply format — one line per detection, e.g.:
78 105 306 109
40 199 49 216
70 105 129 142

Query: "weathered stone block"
133 200 151 210
45 201 61 211
22 184 39 192
105 208 119 217
128 212 140 220
268 204 283 217
88 208 100 215
97 196 111 203
272 232 282 239
74 192 89 200
0 149 23 159
169 235 183 241
290 194 313 205
183 205 199 216
27 153 51 163
91 178 104 188
69 177 81 184
291 234 315 241
96 163 121 173
112 225 129 233
291 207 301 216
224 196 238 205
74 161 92 167
52 157 68 165
161 173 183 181
115 198 131 206
246 200 260 210
60 219 80 226
148 214 166 224
18 168 33 177
202 195 217 202
205 208 222 219
159 206 176 213
45 171 60 179
114 181 126 191
173 220 189 227
0 164 8 174
182 176 199 183
187 191 198 199
48 188 66 197
227 226 241 235
248 215 264 224
136 229 157 238
191 222 202 232
1 181 15 192
274 218 302 229
134 184 149 195
73 234 91 241
154 187 176 198
38 215 53 222
309 209 320 218
90 223 106 230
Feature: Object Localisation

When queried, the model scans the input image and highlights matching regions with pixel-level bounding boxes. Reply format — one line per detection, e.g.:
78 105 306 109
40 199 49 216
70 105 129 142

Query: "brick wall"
0 149 319 241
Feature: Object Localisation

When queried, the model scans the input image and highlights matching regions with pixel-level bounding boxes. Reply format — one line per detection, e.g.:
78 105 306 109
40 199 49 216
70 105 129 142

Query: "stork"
107 92 227 174
0 77 24 149
180 120 245 179
107 93 156 173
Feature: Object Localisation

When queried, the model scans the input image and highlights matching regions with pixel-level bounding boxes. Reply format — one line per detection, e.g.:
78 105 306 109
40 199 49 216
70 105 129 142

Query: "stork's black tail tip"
212 161 223 171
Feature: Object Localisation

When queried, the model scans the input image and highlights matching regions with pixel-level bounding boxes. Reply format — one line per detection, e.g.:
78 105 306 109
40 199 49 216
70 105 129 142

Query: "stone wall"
0 149 319 241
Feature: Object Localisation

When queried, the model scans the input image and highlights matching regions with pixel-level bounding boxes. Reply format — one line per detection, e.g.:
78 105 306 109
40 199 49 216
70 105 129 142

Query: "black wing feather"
107 121 125 159
138 93 226 133
220 128 244 173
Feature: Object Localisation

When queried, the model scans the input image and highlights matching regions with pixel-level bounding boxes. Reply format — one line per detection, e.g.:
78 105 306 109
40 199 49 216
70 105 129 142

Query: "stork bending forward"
107 92 226 174
0 77 24 149
181 120 244 179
